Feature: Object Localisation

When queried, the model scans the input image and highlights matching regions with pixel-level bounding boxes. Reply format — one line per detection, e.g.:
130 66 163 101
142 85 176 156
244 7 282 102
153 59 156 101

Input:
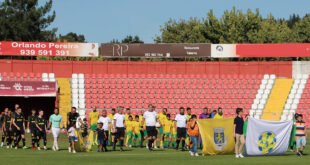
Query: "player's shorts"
82 132 88 138
173 134 177 138
164 133 171 138
97 139 104 145
90 124 97 130
126 131 133 136
13 127 25 136
30 128 38 137
104 130 109 138
37 130 47 140
159 127 164 134
116 127 125 138
134 133 142 139
146 126 157 137
143 130 148 136
177 127 187 138
4 128 13 137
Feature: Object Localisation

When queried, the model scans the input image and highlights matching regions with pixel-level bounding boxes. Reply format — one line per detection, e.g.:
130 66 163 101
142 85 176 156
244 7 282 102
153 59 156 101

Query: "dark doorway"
0 97 55 120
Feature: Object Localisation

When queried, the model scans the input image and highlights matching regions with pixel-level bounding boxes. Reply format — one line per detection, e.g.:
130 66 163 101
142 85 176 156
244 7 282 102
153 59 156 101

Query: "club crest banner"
197 118 235 155
245 117 293 156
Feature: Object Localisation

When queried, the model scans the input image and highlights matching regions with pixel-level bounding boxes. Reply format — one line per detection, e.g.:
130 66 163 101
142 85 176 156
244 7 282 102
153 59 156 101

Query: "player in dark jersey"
27 109 38 150
10 107 27 149
67 107 82 129
35 110 47 150
1 108 9 147
2 109 13 148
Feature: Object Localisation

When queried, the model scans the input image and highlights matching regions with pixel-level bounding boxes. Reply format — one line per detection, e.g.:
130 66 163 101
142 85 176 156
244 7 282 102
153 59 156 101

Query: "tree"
0 0 57 41
122 35 144 43
57 32 85 42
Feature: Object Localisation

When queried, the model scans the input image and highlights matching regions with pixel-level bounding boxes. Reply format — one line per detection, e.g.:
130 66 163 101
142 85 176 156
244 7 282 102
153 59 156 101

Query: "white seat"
288 93 295 99
78 84 84 89
264 89 271 95
293 98 299 104
301 79 307 84
72 94 78 99
262 79 267 85
72 89 78 94
256 94 262 99
42 73 48 79
294 79 301 85
258 89 264 94
48 73 55 78
258 104 264 110
291 104 297 110
286 98 293 104
287 115 293 120
295 93 301 99
72 84 78 89
42 78 49 82
251 104 258 110
297 89 304 94
263 74 270 79
284 104 291 109
78 79 85 84
78 89 85 94
268 79 274 84
299 84 305 90
291 89 297 94
260 99 267 105
49 78 56 82
289 110 296 115
71 79 78 84
282 110 289 115
78 94 85 99
79 98 85 103
256 110 263 115
78 104 86 109
254 99 260 105
266 84 273 89
270 74 276 79
262 93 269 99
78 74 84 79
260 84 266 89
72 74 78 79
249 110 255 116
79 109 86 116
72 100 78 105
280 115 287 121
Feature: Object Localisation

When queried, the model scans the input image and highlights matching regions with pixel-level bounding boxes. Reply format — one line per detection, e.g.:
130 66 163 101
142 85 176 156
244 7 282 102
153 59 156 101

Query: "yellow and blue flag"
197 118 235 155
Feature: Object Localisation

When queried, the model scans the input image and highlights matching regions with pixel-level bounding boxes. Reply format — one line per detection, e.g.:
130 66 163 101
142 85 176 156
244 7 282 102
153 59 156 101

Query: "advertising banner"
211 44 237 58
0 41 98 57
101 43 211 57
236 43 310 57
0 81 57 97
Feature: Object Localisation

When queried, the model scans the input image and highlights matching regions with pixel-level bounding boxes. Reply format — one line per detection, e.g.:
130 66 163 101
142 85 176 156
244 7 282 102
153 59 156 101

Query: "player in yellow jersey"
172 120 178 149
108 108 116 146
125 108 132 121
158 108 168 148
125 115 134 147
163 114 174 148
133 115 143 148
89 108 100 145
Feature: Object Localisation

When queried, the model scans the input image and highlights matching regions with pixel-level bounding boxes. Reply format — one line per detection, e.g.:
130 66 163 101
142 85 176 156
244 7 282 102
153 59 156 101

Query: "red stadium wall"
0 60 292 78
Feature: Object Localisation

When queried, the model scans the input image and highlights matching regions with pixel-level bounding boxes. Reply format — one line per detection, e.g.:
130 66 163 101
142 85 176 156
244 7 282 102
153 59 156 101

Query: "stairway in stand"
262 79 293 121
57 78 71 127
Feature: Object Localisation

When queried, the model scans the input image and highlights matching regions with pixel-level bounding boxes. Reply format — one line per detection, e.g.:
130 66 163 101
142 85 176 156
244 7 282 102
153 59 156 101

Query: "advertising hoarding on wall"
0 41 98 57
0 81 56 97
101 43 211 57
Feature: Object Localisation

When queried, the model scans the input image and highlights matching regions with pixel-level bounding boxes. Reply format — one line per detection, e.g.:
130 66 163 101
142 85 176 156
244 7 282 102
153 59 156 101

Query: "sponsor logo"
258 131 277 153
212 127 228 150
13 83 23 91
112 44 129 56
216 45 223 52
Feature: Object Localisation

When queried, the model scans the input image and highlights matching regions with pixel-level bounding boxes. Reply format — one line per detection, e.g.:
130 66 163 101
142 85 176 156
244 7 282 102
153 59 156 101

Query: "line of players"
0 104 48 150
86 104 192 152
0 104 197 152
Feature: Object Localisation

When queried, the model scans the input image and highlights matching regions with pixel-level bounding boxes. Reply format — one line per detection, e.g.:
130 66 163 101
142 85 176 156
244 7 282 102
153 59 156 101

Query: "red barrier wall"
0 60 292 78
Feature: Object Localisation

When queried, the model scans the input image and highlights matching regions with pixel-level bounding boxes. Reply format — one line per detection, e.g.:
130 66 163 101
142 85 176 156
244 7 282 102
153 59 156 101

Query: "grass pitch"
0 132 309 165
